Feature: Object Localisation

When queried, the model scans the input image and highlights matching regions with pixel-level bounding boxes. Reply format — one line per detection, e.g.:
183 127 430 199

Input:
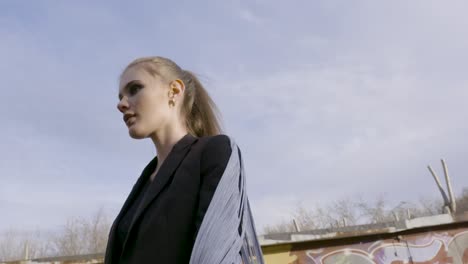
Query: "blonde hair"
123 56 222 137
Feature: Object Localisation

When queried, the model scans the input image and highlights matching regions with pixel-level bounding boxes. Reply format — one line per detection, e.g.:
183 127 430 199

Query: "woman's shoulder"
197 134 233 161
202 133 231 144
197 133 231 147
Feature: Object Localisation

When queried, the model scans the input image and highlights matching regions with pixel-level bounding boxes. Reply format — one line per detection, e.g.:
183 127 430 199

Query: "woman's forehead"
120 67 151 88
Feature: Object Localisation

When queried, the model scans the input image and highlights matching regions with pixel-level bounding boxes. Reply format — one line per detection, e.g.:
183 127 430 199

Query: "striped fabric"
189 138 265 264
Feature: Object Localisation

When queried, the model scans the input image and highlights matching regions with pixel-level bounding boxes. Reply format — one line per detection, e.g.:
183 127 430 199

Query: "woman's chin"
128 127 147 139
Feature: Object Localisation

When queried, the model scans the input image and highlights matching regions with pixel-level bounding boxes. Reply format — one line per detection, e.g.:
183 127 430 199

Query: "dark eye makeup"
128 83 143 96
118 80 144 100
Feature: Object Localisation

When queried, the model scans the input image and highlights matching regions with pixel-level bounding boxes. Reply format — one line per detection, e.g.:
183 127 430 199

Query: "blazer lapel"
105 155 157 263
116 157 157 222
121 133 197 253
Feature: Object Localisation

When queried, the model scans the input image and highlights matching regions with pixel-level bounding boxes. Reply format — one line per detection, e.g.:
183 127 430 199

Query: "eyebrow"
118 80 140 100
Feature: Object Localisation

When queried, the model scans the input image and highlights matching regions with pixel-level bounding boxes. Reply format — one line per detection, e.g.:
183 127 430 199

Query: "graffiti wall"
263 226 468 264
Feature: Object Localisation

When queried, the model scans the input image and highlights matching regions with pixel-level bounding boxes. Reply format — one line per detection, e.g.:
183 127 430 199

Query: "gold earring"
168 90 176 107
169 99 175 107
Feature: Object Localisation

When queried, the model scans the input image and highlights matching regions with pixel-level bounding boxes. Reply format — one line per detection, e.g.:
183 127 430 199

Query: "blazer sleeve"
193 134 232 238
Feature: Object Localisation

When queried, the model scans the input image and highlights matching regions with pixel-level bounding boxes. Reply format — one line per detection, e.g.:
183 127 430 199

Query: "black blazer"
105 134 232 264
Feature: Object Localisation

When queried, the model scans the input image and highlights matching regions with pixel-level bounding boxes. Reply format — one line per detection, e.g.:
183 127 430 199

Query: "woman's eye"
129 84 142 95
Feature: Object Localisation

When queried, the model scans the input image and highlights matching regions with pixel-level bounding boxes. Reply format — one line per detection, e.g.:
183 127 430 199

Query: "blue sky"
1 0 468 234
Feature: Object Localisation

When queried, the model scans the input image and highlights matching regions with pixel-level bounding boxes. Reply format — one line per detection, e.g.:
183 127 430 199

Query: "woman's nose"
117 97 129 113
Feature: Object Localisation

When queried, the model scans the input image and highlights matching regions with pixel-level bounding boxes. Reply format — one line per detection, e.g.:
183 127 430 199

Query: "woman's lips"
123 113 136 126
125 116 136 126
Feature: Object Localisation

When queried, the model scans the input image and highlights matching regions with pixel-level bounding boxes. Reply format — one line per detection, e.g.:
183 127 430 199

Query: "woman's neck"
149 124 188 172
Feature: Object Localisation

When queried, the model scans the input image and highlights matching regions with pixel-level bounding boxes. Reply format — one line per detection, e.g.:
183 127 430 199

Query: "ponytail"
182 70 222 137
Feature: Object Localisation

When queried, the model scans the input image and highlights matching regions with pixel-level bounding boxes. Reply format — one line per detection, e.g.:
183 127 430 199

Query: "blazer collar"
121 133 197 253
130 133 196 185
172 133 197 151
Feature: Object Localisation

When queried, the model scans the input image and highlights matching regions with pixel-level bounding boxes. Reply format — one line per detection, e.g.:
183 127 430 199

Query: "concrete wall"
263 224 468 264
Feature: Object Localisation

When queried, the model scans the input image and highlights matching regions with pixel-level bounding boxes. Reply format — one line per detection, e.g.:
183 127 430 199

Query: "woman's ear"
169 79 186 99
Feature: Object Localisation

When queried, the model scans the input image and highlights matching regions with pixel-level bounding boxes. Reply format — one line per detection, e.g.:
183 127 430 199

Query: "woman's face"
117 65 173 139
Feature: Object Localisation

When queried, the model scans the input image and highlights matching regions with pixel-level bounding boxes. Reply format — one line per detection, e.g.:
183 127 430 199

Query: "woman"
105 57 264 264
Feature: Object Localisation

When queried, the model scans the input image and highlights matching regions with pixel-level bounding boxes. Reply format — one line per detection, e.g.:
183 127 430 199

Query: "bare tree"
292 204 320 230
0 229 55 262
456 188 468 213
0 209 111 261
263 219 297 234
84 208 111 254
263 198 361 234
53 208 111 256
357 195 393 223
0 229 25 262
52 216 88 256
262 192 456 235
327 198 360 227
415 196 444 216
28 231 55 259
